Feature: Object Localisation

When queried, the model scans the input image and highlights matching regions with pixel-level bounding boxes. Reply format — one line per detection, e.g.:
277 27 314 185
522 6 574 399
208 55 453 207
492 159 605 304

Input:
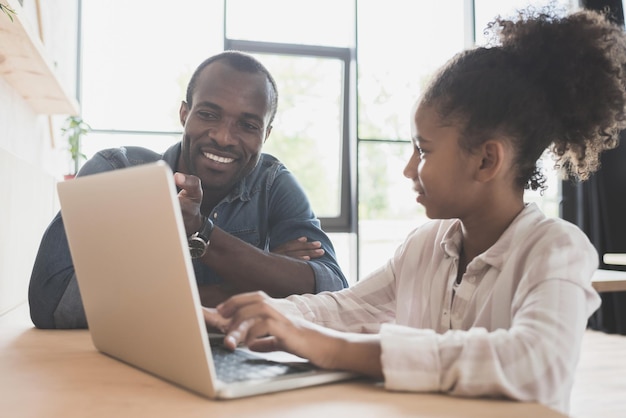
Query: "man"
28 51 348 329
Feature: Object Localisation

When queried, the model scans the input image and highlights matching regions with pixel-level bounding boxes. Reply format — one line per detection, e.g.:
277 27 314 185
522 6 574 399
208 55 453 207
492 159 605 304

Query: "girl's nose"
403 151 420 179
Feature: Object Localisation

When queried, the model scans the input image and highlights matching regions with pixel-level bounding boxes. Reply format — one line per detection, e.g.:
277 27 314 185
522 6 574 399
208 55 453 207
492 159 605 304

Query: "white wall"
0 0 77 316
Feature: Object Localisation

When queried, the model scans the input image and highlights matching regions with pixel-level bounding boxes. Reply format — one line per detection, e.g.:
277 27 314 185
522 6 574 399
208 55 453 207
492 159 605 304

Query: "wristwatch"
188 216 214 259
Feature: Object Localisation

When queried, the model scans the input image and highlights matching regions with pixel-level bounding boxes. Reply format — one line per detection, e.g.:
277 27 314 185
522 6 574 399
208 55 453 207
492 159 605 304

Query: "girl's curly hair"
421 7 626 191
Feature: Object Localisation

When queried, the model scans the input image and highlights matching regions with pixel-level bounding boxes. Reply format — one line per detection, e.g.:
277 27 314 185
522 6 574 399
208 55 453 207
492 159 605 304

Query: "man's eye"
241 122 259 131
198 111 216 120
416 146 426 157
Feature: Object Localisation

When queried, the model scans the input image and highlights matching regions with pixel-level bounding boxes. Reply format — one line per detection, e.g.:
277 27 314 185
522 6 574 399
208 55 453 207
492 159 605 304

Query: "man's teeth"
203 152 234 163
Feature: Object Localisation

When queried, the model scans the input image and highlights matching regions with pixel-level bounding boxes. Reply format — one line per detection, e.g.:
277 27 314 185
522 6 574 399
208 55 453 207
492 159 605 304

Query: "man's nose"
209 120 236 146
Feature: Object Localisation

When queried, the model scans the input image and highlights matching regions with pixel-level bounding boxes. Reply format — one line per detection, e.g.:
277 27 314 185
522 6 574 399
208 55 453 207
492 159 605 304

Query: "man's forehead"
193 65 271 112
196 61 270 93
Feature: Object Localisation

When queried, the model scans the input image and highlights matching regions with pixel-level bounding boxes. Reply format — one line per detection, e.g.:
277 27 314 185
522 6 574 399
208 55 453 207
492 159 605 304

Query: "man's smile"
203 151 235 164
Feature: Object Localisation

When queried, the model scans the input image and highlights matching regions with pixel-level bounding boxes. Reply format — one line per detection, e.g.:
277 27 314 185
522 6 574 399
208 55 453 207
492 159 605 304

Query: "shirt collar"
438 203 545 272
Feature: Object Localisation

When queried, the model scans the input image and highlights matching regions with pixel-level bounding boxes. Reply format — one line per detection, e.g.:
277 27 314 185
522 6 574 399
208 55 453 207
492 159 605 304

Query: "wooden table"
592 269 626 292
0 303 567 418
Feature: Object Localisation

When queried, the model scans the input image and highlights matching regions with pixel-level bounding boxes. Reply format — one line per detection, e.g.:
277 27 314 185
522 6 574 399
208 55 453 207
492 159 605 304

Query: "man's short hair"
185 51 279 125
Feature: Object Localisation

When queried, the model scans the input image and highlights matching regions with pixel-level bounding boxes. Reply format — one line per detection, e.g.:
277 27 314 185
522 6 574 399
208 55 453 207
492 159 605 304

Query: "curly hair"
421 7 626 191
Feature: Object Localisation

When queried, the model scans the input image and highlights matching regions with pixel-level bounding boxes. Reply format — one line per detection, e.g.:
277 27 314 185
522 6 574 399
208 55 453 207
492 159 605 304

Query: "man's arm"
264 167 348 293
28 212 88 329
196 236 327 307
198 226 317 296
28 147 162 329
28 214 331 326
175 171 348 307
271 236 325 260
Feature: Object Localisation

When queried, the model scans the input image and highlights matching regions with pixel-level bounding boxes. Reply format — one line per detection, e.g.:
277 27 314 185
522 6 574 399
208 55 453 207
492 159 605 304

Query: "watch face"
189 236 207 259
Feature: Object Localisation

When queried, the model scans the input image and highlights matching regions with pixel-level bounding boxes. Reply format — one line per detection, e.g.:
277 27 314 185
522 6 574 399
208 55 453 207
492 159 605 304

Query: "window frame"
223 38 357 233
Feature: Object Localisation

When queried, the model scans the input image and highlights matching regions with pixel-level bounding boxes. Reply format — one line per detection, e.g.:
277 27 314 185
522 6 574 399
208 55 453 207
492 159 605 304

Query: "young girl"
203 7 626 414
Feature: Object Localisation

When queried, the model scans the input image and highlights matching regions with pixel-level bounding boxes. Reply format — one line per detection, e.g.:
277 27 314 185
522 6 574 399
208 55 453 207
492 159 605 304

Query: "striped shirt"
282 203 600 414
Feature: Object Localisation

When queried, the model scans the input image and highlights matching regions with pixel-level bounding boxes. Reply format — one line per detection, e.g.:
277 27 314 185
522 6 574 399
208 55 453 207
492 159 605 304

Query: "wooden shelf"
0 0 79 115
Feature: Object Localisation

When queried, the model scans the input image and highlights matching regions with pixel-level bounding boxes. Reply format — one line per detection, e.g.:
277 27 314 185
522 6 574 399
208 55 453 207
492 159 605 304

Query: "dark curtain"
561 0 626 335
563 138 626 335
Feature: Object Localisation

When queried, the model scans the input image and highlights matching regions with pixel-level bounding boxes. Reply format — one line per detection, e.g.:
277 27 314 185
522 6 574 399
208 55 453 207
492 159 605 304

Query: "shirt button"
213 213 218 220
467 276 475 284
443 311 448 316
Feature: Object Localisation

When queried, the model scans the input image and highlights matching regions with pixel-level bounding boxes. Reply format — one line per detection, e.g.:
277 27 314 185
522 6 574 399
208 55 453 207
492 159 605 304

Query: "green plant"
61 115 91 175
0 3 16 21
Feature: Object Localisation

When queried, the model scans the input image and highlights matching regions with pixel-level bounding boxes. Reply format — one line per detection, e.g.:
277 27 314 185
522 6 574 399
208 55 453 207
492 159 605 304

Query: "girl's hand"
203 292 384 377
203 291 341 370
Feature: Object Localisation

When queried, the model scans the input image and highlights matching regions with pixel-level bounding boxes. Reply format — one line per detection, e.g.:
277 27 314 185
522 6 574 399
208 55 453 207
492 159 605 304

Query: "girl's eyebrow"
414 135 430 144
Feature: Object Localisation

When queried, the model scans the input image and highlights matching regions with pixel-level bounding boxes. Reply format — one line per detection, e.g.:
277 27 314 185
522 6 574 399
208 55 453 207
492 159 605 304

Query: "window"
80 0 224 157
223 0 357 279
225 45 353 230
356 0 573 276
79 0 574 282
356 0 468 276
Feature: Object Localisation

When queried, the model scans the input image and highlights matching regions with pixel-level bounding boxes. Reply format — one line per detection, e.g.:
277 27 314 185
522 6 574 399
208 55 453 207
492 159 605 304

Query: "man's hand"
174 172 204 235
272 237 325 260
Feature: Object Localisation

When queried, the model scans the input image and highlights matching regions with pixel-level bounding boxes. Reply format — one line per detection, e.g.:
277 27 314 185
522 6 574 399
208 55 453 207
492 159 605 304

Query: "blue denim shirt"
28 143 347 329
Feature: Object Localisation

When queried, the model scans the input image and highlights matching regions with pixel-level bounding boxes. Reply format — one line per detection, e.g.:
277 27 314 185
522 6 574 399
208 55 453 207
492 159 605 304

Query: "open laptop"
56 161 357 399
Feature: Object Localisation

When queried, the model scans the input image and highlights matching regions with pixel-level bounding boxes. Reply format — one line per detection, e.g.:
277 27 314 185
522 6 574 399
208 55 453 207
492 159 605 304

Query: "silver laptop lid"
57 161 217 397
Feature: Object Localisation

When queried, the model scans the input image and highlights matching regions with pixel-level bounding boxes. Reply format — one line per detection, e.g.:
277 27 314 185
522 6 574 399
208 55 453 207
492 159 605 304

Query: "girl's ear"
476 140 505 183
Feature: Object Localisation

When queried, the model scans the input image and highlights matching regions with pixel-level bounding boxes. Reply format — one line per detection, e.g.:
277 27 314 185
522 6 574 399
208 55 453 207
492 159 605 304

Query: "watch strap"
188 216 214 259
195 216 214 242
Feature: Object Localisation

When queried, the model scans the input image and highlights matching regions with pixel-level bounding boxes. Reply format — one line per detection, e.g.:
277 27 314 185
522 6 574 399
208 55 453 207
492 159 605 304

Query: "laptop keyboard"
211 344 316 384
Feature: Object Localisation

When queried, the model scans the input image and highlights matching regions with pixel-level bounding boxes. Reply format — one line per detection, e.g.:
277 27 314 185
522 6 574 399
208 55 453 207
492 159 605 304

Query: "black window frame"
223 39 357 233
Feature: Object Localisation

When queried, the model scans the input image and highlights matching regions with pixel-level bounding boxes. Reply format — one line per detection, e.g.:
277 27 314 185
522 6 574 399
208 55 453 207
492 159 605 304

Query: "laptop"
57 161 357 399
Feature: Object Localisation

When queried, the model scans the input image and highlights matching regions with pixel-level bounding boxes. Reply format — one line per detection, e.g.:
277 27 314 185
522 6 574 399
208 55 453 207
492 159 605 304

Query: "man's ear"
179 101 189 127
264 125 273 143
476 140 505 183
